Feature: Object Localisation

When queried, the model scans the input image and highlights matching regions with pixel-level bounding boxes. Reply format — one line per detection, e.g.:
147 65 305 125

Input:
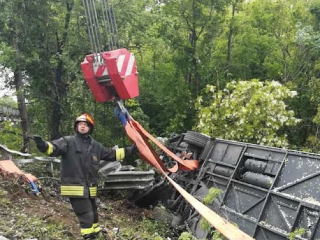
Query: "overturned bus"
132 131 320 240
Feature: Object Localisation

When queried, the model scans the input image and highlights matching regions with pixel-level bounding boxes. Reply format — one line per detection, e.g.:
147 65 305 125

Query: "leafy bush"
0 121 23 150
195 80 300 147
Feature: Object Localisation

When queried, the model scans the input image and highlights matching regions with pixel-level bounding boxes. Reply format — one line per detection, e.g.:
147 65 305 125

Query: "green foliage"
198 187 225 240
0 43 15 67
0 192 11 208
195 80 300 147
7 214 73 240
179 222 227 240
202 187 222 205
200 218 211 231
0 195 75 240
0 122 23 150
287 228 307 240
135 0 232 135
0 97 17 107
138 46 194 135
212 230 227 240
178 232 198 240
1 0 320 157
112 217 172 240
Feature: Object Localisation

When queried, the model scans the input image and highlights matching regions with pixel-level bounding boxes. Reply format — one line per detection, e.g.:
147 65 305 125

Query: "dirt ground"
0 174 156 240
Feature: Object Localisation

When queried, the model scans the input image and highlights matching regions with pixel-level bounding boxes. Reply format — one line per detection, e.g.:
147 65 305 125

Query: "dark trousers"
70 198 98 228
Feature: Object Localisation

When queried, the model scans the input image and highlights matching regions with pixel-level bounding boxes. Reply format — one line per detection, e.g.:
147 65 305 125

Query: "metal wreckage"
2 130 320 239
128 131 320 240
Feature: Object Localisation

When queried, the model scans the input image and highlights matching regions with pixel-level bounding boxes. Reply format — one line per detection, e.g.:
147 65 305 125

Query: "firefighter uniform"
33 113 136 239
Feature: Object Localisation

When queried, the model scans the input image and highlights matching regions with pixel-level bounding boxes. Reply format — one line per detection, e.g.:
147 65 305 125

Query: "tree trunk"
14 35 30 153
227 3 236 65
50 2 74 140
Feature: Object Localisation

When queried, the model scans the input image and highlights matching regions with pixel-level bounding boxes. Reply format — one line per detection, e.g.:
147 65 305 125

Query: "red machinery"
81 48 139 102
81 0 139 102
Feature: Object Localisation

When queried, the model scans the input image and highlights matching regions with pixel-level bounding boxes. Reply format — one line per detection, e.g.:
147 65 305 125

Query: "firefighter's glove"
130 143 138 155
114 107 128 126
29 135 48 153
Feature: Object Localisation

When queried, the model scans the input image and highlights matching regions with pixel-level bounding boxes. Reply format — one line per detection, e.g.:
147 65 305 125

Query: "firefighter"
30 113 137 239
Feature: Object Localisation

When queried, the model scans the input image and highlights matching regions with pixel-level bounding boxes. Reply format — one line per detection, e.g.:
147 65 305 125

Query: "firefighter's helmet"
74 113 95 134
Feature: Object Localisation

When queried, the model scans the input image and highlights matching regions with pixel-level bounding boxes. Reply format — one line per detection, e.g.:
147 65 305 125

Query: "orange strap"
121 115 254 240
124 118 175 172
126 117 199 172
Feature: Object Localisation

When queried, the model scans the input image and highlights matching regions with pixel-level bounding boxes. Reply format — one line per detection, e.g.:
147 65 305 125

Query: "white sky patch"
0 67 16 99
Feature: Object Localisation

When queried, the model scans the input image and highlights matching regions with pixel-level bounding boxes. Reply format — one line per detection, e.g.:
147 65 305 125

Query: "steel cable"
109 3 119 49
100 0 113 50
82 0 104 64
107 0 119 49
101 0 119 50
83 0 97 55
82 0 119 55
90 0 103 55
82 0 95 55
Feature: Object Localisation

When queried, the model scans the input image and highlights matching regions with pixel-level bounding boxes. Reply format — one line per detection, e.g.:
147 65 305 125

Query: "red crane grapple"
81 48 139 102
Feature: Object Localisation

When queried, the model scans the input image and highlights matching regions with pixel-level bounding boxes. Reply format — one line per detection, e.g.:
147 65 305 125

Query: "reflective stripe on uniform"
89 186 97 197
45 142 54 155
116 148 125 161
81 226 95 236
61 185 84 196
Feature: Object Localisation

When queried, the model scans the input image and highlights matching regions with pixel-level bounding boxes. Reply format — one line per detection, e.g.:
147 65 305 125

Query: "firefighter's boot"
82 232 97 240
95 229 110 240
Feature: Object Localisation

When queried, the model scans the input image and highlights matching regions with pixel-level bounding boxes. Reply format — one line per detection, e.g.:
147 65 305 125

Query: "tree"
26 0 78 140
125 0 233 134
0 0 81 141
0 1 33 151
159 0 231 97
195 79 300 147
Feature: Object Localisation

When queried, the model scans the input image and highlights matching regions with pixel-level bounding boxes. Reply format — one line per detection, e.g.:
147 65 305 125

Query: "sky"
0 79 15 98
0 66 16 98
